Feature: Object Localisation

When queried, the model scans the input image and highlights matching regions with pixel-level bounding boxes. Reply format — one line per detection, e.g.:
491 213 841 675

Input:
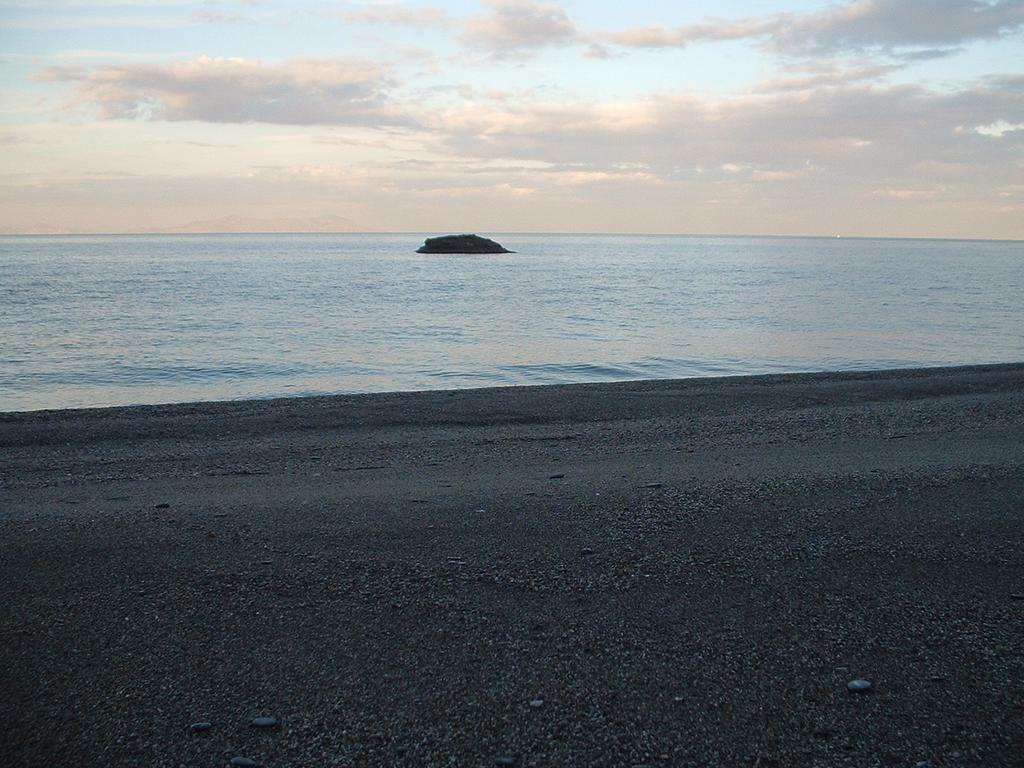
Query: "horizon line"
1 230 1022 244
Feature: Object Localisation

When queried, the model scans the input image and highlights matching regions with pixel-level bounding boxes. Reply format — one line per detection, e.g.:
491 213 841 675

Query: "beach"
1 364 1022 766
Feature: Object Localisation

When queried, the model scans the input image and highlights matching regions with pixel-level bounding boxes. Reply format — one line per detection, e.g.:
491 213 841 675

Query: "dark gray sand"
2 365 1023 767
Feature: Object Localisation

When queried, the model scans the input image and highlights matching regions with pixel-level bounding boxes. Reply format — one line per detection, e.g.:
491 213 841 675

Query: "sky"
0 0 1022 237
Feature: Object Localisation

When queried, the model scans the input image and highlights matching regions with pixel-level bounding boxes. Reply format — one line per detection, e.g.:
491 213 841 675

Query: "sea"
1 233 1022 412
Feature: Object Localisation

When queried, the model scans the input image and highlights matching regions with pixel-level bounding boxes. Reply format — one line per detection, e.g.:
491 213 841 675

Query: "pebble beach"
2 364 1023 766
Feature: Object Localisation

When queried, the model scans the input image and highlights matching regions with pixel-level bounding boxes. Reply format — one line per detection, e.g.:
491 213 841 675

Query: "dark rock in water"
251 716 277 728
847 679 873 692
417 234 511 254
189 721 212 732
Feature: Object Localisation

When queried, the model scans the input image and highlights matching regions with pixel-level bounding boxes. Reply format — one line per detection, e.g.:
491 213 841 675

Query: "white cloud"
0 13 186 29
875 187 945 199
428 77 1024 197
344 3 448 27
600 0 1024 56
603 19 770 50
36 56 413 127
0 1 194 5
751 62 903 92
975 119 1024 136
771 0 1024 53
461 0 578 57
191 10 251 24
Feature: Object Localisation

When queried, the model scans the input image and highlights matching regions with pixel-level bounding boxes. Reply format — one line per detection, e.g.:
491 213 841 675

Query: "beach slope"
1 365 1022 766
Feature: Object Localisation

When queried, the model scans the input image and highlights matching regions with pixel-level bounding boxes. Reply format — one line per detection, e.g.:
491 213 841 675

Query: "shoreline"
2 363 1023 766
4 360 1023 420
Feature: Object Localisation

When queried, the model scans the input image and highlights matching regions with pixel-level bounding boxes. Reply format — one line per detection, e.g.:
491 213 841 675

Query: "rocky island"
416 234 512 254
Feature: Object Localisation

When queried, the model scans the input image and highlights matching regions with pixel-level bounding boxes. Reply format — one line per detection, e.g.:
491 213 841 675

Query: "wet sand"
2 364 1023 766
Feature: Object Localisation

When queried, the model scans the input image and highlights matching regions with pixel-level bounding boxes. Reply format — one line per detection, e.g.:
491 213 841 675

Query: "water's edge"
4 361 1022 418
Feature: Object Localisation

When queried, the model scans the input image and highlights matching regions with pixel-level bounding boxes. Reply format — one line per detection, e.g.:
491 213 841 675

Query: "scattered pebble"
230 758 257 767
847 679 873 693
494 758 517 767
642 482 663 489
251 716 277 728
549 473 565 479
529 699 544 708
1010 593 1024 600
153 503 170 509
581 547 596 556
189 722 212 732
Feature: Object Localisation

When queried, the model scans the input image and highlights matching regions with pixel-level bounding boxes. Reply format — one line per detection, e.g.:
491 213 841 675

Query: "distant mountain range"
0 223 86 235
1 214 369 235
158 214 367 234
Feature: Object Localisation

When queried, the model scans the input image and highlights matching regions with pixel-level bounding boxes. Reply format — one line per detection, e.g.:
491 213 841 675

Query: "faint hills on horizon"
159 214 366 234
0 214 368 236
0 222 84 236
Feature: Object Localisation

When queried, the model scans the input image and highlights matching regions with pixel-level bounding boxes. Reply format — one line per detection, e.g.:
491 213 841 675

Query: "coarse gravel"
1 364 1023 767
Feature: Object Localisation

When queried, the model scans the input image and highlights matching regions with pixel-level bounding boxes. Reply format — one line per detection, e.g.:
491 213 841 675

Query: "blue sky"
1 1 1022 236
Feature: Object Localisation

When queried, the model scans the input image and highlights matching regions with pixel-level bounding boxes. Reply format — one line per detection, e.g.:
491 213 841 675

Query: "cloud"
895 47 964 60
875 187 945 199
36 56 413 127
752 62 903 92
974 118 1024 136
770 0 1024 54
601 0 1024 56
603 19 771 50
0 1 194 5
0 13 185 29
428 76 1024 195
191 10 251 24
461 0 578 57
344 4 448 27
17 4 1024 237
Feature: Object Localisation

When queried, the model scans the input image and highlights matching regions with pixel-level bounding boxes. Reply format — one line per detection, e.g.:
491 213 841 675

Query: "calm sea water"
1 233 1021 412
